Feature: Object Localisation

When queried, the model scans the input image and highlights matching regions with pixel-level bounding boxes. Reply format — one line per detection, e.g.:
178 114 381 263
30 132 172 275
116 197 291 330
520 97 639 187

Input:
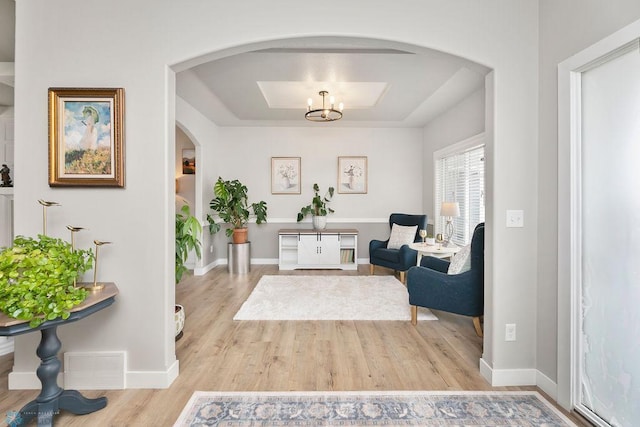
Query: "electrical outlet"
505 323 516 341
506 210 524 228
209 245 214 253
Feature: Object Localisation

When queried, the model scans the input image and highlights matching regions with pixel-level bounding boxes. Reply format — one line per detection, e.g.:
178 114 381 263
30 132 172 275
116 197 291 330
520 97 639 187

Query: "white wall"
176 96 220 271
13 0 539 388
538 0 640 390
422 88 485 221
175 126 195 209
215 127 423 220
197 125 424 264
0 107 13 248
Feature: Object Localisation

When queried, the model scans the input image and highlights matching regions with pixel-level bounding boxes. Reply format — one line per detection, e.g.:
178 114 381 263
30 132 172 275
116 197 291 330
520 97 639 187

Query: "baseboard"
126 359 179 389
0 337 14 356
479 357 493 384
479 358 536 386
9 372 63 390
194 260 219 275
251 258 278 265
195 258 280 275
9 360 179 390
479 359 559 397
536 370 558 400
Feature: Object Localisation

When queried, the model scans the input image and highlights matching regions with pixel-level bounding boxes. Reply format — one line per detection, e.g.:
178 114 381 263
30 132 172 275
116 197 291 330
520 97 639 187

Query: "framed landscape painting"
338 156 367 194
182 149 196 174
48 87 125 187
271 157 301 194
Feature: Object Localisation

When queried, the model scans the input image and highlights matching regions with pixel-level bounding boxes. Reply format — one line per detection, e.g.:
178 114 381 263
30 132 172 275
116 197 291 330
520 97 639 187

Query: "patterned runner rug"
173 390 576 426
233 275 436 321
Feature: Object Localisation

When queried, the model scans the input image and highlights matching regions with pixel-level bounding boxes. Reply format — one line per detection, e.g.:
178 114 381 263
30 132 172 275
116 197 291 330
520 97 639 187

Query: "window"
434 135 485 246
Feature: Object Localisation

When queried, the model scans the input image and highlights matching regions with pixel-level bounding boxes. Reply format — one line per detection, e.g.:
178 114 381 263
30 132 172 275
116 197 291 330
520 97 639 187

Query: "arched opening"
170 34 494 373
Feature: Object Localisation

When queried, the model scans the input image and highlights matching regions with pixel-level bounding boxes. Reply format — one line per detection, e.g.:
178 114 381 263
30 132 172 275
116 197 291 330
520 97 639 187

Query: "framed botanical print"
48 87 125 187
338 156 367 194
271 157 301 194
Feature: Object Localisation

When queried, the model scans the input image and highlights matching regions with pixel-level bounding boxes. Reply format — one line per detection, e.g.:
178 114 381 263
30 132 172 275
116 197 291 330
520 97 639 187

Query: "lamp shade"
440 202 460 217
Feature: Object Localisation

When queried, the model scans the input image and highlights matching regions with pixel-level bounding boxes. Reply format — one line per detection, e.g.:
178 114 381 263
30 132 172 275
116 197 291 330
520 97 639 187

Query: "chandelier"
305 90 344 122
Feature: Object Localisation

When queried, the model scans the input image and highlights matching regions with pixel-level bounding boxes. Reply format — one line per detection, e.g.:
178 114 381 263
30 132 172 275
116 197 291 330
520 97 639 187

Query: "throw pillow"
387 224 418 249
447 244 472 275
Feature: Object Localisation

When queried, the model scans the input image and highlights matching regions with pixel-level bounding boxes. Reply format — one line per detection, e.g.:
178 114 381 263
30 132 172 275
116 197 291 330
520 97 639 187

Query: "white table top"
408 242 461 256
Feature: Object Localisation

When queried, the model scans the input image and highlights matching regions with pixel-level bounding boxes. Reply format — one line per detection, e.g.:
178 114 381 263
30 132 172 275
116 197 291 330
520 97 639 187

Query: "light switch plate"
506 210 524 228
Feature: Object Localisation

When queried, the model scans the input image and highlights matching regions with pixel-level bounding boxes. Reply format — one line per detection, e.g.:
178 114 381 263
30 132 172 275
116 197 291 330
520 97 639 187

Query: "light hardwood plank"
0 264 587 426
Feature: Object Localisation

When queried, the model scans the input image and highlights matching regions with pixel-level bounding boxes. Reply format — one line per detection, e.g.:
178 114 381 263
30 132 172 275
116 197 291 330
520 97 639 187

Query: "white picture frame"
271 157 301 194
338 156 367 194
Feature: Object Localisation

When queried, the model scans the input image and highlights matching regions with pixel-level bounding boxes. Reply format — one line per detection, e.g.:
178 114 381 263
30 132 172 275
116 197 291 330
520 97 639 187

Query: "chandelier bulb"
339 102 344 112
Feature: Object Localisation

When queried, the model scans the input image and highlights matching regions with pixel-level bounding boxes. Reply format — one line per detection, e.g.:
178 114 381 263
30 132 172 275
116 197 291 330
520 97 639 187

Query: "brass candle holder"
82 240 112 292
38 199 60 236
66 225 87 288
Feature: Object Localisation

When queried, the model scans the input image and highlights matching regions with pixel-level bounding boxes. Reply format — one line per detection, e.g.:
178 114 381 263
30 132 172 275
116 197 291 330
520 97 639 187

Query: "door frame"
557 19 640 416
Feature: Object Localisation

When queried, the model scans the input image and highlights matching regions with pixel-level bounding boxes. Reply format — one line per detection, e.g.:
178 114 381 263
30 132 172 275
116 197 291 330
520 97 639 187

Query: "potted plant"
175 204 202 340
297 183 335 230
0 235 93 328
207 177 268 243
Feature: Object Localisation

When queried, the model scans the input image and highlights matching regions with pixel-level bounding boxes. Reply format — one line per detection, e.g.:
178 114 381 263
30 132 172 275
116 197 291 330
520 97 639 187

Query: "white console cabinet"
278 229 358 270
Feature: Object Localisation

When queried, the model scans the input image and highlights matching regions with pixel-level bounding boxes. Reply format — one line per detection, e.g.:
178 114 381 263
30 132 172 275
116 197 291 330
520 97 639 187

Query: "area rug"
233 275 436 321
173 390 577 426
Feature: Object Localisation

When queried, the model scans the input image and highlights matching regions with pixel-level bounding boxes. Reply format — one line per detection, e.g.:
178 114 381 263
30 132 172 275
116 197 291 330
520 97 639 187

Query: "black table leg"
15 326 107 427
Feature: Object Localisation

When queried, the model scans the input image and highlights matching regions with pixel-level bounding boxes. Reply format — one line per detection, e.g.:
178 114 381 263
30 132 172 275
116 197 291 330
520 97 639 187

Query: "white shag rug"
233 275 437 321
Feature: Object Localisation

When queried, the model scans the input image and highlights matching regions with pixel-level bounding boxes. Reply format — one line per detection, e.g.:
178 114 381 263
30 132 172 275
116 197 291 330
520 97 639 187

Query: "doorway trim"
557 18 640 412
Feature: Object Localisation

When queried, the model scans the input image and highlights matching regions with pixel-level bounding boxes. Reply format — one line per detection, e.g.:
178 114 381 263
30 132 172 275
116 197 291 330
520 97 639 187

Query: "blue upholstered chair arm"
369 239 388 253
398 244 419 269
406 266 483 317
419 256 449 273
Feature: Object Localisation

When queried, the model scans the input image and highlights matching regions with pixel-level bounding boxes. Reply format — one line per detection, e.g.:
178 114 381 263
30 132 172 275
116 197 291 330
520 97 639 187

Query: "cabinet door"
298 234 340 265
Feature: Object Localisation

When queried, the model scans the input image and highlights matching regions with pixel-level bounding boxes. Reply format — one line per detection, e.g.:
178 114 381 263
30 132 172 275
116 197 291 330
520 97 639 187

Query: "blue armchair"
369 213 427 283
407 222 485 336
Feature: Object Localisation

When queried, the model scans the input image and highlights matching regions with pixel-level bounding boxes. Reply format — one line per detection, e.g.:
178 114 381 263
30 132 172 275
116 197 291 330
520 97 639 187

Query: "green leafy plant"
297 183 335 222
175 204 202 284
206 177 268 237
0 235 93 327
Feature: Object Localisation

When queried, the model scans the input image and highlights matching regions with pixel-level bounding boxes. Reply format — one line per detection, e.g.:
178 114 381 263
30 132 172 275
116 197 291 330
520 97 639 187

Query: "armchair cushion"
388 224 418 249
372 248 401 263
447 244 471 274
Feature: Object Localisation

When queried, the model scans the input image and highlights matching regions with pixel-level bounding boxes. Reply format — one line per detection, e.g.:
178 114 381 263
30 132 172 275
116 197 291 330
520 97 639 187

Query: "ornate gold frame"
48 87 125 187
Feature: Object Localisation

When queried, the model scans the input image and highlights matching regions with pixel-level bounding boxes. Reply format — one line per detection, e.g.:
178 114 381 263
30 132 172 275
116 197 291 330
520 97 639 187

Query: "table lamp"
440 201 460 247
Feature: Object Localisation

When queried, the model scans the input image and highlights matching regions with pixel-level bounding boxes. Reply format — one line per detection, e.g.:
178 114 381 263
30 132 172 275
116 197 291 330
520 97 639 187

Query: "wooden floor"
0 265 588 426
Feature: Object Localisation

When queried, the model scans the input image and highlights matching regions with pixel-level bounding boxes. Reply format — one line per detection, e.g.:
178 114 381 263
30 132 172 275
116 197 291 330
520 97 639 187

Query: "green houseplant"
0 235 93 327
174 203 202 340
175 204 202 284
207 177 268 243
297 183 335 230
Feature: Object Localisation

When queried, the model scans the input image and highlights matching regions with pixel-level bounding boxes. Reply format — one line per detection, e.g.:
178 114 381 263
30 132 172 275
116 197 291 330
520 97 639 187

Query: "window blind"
434 145 485 245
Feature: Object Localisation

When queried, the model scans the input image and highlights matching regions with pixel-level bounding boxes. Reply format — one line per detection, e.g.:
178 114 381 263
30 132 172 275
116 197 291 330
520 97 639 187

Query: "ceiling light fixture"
305 90 344 122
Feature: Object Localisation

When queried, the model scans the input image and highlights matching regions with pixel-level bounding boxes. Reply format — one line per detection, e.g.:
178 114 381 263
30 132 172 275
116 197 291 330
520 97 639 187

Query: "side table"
408 242 461 266
0 283 118 427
